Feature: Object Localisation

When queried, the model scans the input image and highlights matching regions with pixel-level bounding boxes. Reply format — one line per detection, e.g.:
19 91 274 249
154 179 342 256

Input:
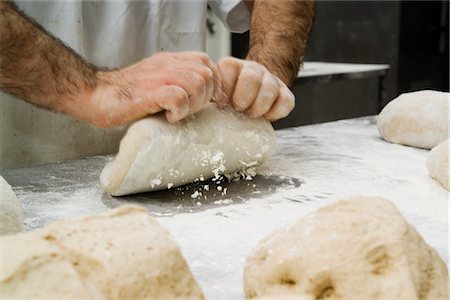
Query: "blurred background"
208 0 449 129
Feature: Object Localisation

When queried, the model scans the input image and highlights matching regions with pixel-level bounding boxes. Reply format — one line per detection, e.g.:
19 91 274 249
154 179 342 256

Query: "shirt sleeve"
208 0 250 33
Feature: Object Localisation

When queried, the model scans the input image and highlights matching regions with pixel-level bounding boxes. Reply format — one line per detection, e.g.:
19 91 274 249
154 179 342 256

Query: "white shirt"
15 0 250 68
0 0 250 169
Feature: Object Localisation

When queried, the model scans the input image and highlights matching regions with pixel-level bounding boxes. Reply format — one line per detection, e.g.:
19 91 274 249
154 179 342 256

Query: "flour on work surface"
377 90 449 149
100 103 276 196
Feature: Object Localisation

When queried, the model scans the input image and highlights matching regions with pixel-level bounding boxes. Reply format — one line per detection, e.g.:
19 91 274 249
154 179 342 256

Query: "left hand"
216 57 295 122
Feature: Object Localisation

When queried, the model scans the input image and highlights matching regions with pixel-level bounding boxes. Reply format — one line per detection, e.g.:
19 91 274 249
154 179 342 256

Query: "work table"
3 116 447 299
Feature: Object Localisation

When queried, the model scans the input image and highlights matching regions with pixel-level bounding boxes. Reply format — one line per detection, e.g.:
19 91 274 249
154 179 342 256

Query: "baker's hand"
216 57 295 121
76 52 222 128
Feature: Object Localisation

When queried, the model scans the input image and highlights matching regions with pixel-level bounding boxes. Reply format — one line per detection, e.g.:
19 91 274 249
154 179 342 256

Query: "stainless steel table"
298 62 390 111
2 117 447 299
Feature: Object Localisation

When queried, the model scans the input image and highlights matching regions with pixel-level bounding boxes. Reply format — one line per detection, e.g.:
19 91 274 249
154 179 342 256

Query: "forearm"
246 0 315 86
0 1 98 114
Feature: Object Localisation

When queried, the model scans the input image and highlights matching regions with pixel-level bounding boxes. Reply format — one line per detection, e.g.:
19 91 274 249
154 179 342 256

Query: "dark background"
231 1 449 129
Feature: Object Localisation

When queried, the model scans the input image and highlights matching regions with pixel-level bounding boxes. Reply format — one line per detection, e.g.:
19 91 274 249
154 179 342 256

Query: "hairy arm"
0 1 221 127
245 0 315 86
0 1 97 114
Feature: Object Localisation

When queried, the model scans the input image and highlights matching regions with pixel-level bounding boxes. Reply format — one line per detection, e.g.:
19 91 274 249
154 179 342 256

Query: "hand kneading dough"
427 139 449 190
377 90 449 149
0 205 204 299
244 197 448 300
0 175 23 235
100 104 275 196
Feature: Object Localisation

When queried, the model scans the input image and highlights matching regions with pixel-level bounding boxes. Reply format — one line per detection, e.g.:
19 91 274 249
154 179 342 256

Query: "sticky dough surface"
0 205 204 299
244 197 449 300
377 90 449 149
100 104 276 196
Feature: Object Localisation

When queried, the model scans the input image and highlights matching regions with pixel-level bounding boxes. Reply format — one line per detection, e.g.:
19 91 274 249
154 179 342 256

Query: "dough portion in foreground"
0 205 204 300
427 139 449 190
244 197 448 300
377 90 449 149
0 175 23 235
100 104 276 196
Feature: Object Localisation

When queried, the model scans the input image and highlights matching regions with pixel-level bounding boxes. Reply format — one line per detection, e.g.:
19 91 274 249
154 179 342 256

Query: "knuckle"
204 67 214 82
262 83 279 100
190 72 206 92
196 66 214 83
166 86 187 107
218 57 239 70
245 67 264 83
197 52 210 64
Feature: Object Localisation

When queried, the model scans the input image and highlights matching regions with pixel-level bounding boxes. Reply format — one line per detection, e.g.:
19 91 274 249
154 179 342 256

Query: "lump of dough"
0 175 23 235
244 197 448 300
100 104 275 196
427 139 449 190
377 90 449 149
0 205 204 299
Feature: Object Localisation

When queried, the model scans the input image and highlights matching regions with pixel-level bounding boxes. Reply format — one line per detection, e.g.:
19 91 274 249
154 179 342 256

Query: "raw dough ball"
377 90 449 149
427 139 449 190
0 205 204 299
100 104 275 196
244 197 448 300
0 175 23 235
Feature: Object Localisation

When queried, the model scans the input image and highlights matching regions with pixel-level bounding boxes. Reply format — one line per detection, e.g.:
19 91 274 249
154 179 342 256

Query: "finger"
169 70 207 114
244 73 280 118
264 83 295 122
231 62 264 112
176 62 214 108
172 52 223 101
217 57 242 106
143 85 190 123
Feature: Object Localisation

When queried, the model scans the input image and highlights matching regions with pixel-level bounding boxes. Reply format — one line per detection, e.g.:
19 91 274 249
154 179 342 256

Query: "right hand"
73 52 223 128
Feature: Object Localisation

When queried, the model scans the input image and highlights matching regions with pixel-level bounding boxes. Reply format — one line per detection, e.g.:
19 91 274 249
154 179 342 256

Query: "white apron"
15 0 249 67
0 0 249 169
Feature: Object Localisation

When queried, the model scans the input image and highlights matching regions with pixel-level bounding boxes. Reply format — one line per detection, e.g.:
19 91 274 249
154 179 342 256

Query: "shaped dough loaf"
244 197 448 300
0 205 204 299
100 104 275 196
377 90 449 149
0 175 23 235
427 139 449 190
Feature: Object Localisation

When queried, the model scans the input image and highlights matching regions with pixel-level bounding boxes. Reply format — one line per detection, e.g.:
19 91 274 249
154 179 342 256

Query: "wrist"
72 70 129 128
60 69 105 125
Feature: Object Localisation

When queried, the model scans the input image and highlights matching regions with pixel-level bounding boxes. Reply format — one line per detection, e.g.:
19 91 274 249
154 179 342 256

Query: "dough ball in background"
427 139 449 190
0 205 204 300
377 90 449 149
100 103 275 196
244 197 448 300
0 175 23 235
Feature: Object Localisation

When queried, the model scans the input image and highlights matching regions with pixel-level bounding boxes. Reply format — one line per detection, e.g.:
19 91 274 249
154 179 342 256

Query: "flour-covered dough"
244 197 449 299
377 90 449 149
0 175 22 235
100 104 275 196
427 139 449 190
0 205 204 299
